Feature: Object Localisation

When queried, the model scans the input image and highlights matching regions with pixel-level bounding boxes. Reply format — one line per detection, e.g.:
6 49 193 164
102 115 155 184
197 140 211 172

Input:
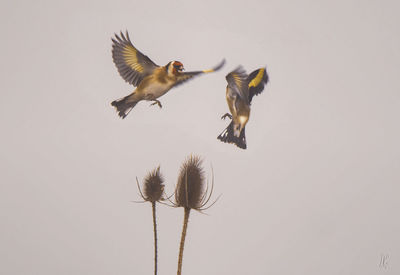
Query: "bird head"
167 61 184 75
173 61 184 73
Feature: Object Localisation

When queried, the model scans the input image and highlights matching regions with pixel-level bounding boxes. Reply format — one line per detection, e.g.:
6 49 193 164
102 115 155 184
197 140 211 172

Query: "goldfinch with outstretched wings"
110 31 225 118
217 66 269 149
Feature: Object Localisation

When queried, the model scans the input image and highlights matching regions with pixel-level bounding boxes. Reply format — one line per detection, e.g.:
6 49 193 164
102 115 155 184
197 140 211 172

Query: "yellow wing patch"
248 68 265 88
232 74 244 89
202 59 225 73
123 46 144 73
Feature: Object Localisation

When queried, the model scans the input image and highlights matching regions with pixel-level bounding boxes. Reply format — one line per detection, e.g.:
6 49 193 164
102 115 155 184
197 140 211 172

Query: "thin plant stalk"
135 167 164 275
177 207 190 275
174 156 219 275
152 202 158 275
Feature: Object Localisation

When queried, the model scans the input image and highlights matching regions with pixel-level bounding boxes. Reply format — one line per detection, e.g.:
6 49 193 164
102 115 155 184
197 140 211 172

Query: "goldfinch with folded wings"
111 31 225 118
217 66 269 149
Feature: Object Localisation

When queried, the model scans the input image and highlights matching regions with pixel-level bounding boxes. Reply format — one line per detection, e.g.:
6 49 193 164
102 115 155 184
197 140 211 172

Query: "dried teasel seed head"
175 155 206 210
142 166 165 203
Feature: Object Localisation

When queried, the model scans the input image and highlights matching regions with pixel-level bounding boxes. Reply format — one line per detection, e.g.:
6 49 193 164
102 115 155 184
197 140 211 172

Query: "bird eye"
174 64 183 71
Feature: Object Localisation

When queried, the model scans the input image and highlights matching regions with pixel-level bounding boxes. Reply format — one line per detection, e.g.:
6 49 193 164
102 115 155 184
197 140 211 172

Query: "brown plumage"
217 66 269 149
111 31 225 118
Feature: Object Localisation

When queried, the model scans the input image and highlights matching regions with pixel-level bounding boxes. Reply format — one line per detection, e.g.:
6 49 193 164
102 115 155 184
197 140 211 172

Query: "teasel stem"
152 201 158 275
135 166 165 275
177 207 191 275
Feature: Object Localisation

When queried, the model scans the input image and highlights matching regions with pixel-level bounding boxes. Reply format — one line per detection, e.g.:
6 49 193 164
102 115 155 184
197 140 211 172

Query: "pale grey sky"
1 0 399 274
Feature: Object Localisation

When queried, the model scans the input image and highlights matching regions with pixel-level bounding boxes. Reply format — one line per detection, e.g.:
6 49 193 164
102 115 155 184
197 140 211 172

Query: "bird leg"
150 100 162 108
221 113 232 120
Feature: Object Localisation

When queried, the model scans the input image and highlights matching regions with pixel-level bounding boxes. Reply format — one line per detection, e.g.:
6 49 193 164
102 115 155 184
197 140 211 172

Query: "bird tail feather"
217 121 247 149
111 93 139 119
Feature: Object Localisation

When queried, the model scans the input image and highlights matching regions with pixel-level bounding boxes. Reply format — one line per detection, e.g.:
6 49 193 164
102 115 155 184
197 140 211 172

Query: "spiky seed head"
143 166 165 203
175 155 206 210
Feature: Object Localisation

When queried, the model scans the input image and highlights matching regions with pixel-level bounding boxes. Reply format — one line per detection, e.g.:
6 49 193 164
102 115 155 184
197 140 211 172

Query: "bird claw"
150 100 162 108
221 113 232 120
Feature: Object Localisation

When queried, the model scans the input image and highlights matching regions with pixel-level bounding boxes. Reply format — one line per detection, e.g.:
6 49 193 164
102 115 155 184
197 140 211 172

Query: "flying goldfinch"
111 31 225 118
217 66 269 149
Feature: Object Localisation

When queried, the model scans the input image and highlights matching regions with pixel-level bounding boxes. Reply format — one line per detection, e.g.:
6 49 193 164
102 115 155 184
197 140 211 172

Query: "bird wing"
225 66 249 104
112 31 159 86
247 67 269 103
171 59 225 88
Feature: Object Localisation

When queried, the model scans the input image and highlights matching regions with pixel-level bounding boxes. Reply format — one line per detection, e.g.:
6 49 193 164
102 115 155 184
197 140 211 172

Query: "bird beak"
181 66 185 71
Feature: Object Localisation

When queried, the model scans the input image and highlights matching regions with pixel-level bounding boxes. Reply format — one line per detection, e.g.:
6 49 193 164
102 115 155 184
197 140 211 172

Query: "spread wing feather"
225 66 249 104
172 59 225 88
112 31 159 86
247 67 269 103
